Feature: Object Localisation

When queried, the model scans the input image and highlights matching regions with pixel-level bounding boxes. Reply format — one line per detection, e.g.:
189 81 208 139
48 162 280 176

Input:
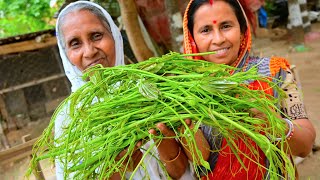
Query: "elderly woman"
54 1 195 179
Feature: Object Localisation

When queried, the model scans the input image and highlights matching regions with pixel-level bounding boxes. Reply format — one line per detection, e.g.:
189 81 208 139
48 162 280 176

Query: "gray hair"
57 2 112 49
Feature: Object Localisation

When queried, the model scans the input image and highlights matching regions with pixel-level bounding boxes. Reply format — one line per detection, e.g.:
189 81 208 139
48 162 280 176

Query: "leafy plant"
264 0 277 16
0 0 62 38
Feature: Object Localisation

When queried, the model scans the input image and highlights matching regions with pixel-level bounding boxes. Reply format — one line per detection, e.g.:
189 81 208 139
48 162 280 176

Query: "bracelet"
162 147 181 163
286 119 295 141
273 118 294 141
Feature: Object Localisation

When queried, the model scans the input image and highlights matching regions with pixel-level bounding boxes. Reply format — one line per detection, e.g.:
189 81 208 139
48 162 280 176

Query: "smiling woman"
183 0 316 179
192 1 242 65
56 1 124 92
54 1 125 179
60 10 116 70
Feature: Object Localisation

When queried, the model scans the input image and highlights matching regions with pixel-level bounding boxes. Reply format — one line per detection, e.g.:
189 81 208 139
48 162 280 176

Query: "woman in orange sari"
183 0 316 179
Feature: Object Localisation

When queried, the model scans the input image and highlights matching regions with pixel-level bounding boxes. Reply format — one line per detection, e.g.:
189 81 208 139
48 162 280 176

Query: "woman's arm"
285 118 316 157
180 119 210 164
250 109 316 157
149 123 189 179
114 124 190 179
280 67 316 157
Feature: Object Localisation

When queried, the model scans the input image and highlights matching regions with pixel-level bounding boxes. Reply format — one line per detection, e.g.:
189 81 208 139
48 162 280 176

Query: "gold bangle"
162 147 181 163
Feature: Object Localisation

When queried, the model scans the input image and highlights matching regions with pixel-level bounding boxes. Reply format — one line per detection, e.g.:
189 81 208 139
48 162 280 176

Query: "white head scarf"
56 1 124 92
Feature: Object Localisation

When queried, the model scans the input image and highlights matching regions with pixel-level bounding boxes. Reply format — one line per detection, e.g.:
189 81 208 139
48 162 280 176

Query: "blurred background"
0 0 319 179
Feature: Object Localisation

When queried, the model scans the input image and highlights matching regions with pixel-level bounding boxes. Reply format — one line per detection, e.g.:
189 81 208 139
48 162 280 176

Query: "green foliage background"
0 0 120 39
0 0 61 38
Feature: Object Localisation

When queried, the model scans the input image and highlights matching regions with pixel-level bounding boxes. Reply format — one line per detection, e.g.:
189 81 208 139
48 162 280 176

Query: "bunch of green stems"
27 52 294 179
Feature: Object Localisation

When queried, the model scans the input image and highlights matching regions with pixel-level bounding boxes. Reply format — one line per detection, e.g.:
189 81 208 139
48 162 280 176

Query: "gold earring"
240 39 246 49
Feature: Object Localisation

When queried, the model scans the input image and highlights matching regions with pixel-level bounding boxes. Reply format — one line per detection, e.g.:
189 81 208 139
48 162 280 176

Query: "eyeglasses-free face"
192 1 243 66
62 10 116 71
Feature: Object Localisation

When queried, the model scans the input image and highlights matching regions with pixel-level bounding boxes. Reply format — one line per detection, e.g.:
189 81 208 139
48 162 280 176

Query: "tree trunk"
299 0 311 33
117 0 154 62
165 0 183 52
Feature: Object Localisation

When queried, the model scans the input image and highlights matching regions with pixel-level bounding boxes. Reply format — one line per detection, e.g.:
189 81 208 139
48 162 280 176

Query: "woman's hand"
180 119 210 165
249 108 269 120
109 141 143 179
115 141 143 172
149 123 188 179
249 108 316 157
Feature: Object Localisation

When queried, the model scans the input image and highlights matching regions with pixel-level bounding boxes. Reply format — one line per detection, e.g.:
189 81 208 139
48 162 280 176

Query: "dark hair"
187 0 247 36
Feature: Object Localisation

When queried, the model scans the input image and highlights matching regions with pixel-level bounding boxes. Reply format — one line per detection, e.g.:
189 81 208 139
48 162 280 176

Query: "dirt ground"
1 22 320 180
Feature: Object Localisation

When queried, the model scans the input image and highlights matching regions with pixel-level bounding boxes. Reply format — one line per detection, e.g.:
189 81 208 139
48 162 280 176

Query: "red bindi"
213 20 217 24
209 0 213 5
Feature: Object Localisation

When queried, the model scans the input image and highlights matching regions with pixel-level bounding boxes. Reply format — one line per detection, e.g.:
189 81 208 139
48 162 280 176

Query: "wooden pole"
0 95 10 150
0 122 10 150
0 36 57 55
0 137 37 165
0 74 65 94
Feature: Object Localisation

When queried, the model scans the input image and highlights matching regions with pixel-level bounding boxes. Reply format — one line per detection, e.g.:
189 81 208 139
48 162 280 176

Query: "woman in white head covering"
54 1 195 179
56 0 124 92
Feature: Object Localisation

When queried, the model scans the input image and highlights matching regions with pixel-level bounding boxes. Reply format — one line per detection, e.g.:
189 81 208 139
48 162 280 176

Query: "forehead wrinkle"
62 11 107 40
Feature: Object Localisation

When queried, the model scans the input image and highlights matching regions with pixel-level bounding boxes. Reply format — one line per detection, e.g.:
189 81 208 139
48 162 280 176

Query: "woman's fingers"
185 118 191 126
156 123 176 137
148 124 188 178
115 147 128 161
116 141 142 160
149 123 175 137
149 123 177 147
148 128 157 135
151 121 193 138
148 123 182 160
115 140 143 172
249 108 267 120
180 118 194 134
249 107 281 120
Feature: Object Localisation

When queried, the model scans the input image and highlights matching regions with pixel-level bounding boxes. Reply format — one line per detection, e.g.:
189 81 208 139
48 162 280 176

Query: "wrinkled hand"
149 123 188 179
149 123 184 163
115 141 143 172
